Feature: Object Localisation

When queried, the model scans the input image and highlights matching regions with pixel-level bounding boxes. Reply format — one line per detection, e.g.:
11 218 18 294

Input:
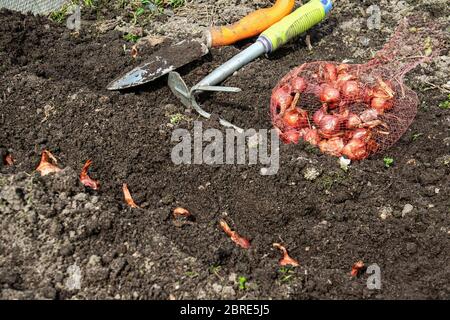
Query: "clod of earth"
273 243 299 267
79 159 100 190
219 219 251 249
36 150 62 176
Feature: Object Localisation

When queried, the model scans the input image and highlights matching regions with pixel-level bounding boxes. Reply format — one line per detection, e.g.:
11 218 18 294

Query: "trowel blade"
107 39 208 90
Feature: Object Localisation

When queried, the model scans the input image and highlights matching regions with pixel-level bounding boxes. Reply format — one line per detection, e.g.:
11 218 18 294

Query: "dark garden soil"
0 1 449 300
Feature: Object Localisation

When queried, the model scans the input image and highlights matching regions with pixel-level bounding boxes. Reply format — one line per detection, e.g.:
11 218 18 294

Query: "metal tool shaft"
194 41 267 89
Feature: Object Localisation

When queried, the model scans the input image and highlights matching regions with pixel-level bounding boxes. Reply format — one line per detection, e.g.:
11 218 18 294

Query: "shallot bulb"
313 105 327 126
336 64 350 75
291 76 307 93
172 207 194 227
173 207 192 218
273 85 293 115
346 112 362 129
359 108 379 123
302 128 321 146
372 88 391 100
1 147 13 166
123 183 139 208
282 108 309 129
365 79 395 102
342 138 368 160
376 77 395 99
318 114 344 138
320 63 337 82
273 243 299 267
336 72 356 84
319 84 341 104
319 137 345 157
371 97 393 114
219 219 251 249
352 128 369 140
351 261 365 277
36 150 62 176
340 81 360 100
80 159 100 190
363 87 375 104
281 130 301 144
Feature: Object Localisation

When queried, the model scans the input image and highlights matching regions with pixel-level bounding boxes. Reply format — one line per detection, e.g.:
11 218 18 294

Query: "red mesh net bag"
270 16 446 160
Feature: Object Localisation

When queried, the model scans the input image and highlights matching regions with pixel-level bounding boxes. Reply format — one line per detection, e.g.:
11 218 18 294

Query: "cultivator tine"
168 72 243 132
168 72 191 108
193 85 241 93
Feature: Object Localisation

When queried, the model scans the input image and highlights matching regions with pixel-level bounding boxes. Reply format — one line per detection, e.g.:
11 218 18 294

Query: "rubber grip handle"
261 0 330 52
206 0 295 48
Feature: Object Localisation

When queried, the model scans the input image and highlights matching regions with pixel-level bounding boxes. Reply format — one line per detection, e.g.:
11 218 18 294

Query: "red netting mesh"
270 16 446 160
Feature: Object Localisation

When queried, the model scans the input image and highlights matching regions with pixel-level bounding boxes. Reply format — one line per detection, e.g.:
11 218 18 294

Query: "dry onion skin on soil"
271 16 445 160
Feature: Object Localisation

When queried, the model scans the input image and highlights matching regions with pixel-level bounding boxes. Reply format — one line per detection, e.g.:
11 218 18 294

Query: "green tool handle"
260 0 331 52
195 0 332 88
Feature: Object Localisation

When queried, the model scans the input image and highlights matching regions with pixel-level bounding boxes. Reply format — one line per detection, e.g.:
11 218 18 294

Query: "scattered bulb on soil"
172 207 195 227
273 243 299 267
219 219 250 249
351 261 365 277
36 150 62 176
79 160 100 190
122 183 139 208
173 207 191 218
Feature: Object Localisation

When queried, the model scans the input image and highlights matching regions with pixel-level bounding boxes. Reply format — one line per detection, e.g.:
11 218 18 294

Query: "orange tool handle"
205 0 295 48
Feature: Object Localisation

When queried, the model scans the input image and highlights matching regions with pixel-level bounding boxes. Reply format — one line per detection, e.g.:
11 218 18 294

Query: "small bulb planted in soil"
273 243 299 267
79 159 100 190
2 152 13 166
351 260 365 277
172 207 194 227
36 150 62 176
173 207 191 218
122 183 139 208
219 219 250 249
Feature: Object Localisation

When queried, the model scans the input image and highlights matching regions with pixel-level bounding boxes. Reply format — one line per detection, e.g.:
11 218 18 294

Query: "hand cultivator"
168 0 333 131
108 0 298 90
